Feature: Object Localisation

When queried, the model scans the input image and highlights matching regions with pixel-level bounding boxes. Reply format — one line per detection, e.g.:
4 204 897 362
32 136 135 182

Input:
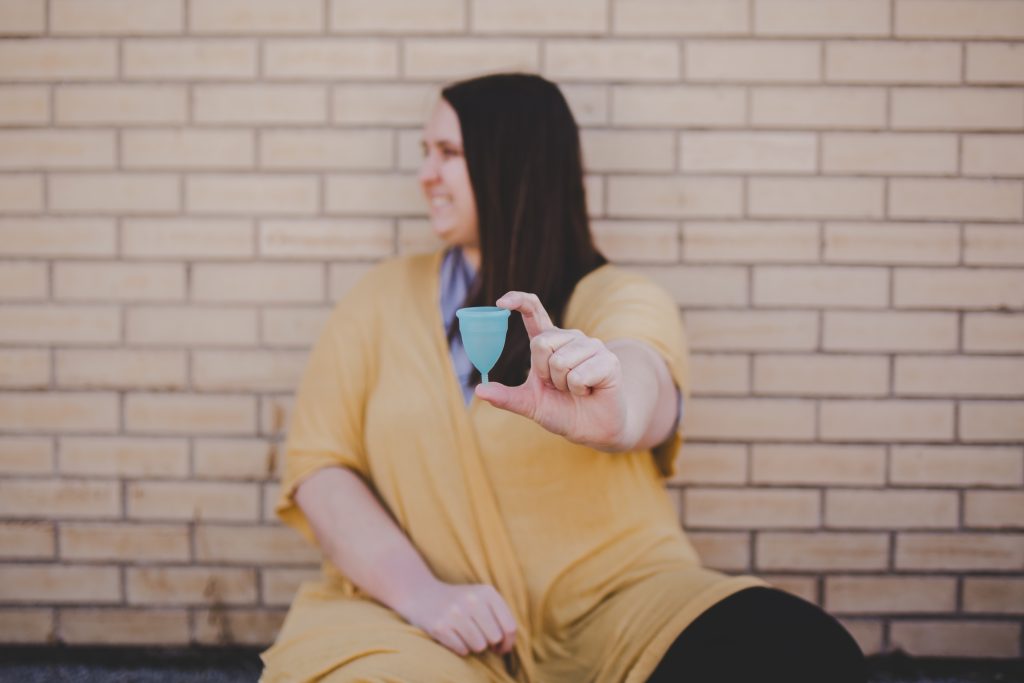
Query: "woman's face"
419 99 479 251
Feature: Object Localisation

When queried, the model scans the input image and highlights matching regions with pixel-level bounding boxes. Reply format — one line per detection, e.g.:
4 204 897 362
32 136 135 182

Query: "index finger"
496 291 553 339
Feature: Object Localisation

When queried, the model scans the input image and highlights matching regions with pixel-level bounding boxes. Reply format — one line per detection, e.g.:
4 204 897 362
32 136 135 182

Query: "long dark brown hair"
442 73 607 387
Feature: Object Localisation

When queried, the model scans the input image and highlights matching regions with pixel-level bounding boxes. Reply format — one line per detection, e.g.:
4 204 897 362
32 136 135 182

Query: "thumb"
475 381 535 420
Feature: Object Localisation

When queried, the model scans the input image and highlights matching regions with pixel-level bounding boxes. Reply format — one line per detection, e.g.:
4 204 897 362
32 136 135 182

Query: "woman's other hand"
395 579 517 657
475 291 639 452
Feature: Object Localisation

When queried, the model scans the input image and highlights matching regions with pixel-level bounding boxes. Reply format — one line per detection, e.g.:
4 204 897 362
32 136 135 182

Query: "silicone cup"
455 306 510 384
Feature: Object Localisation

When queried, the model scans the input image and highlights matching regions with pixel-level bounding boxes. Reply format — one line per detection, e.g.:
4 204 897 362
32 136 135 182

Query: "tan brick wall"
0 0 1021 658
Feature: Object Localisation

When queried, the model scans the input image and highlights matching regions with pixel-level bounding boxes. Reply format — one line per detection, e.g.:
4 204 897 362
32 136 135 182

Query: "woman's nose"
419 153 440 183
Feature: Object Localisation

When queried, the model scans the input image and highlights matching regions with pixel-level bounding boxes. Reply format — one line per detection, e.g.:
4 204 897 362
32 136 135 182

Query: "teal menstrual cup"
455 306 510 384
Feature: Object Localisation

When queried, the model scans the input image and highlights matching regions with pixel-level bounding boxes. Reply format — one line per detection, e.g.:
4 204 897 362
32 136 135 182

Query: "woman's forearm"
606 339 679 451
294 466 437 612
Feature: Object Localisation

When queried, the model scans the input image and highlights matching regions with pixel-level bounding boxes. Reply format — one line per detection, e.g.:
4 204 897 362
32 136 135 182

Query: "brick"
0 131 115 170
396 219 444 256
890 621 1021 658
124 129 254 170
0 349 48 388
404 39 539 80
612 85 746 127
821 400 954 442
752 444 885 486
0 263 47 300
194 608 285 645
824 223 959 265
0 174 43 211
613 0 749 36
0 0 45 34
964 313 1024 352
966 491 1024 529
824 311 958 352
685 311 818 351
585 175 604 217
128 481 259 522
127 306 257 346
590 221 679 263
0 479 119 519
261 307 329 347
755 0 889 36
750 178 884 219
897 357 1024 398
686 488 818 529
196 525 318 564
891 446 1023 487
581 131 675 172
826 41 961 84
193 350 305 392
0 392 118 434
756 533 889 571
260 219 391 259
561 85 608 126
823 133 957 176
637 265 747 307
326 174 424 216
961 402 1024 442
896 0 1024 39
0 521 54 558
826 489 959 529
753 266 888 308
0 609 53 644
60 436 189 478
0 305 119 345
332 84 435 125
681 132 815 173
763 575 818 604
0 565 119 603
124 39 257 80
61 523 190 561
967 43 1024 84
194 85 326 124
683 221 818 263
195 437 279 480
0 39 116 81
686 40 819 82
187 175 318 216
264 39 397 79
51 0 182 34
0 86 48 124
826 577 956 614
125 394 256 436
0 436 52 475
0 218 115 257
688 354 749 395
262 482 281 520
473 0 605 33
56 86 186 125
687 532 750 571
546 40 679 81
892 88 1024 131
50 174 179 215
963 135 1024 177
751 87 886 129
897 533 1024 570
127 567 257 605
262 568 320 606
671 443 747 484
684 398 815 440
963 578 1024 615
894 268 1024 310
56 350 186 391
607 177 742 219
330 0 463 32
123 218 254 259
261 130 390 172
754 354 888 396
190 0 322 34
54 263 185 302
61 608 188 645
192 263 322 303
893 179 1024 223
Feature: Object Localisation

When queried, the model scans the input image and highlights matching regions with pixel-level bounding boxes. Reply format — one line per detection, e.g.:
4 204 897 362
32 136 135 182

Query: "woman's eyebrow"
422 137 462 147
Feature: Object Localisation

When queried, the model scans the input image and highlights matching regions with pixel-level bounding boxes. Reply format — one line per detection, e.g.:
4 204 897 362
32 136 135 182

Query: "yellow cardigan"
261 249 764 683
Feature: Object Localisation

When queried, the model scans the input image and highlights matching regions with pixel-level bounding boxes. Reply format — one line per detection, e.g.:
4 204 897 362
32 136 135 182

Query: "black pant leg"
645 586 866 683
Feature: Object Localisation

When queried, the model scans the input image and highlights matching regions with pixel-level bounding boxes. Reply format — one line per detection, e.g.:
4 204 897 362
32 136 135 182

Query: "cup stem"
482 372 489 384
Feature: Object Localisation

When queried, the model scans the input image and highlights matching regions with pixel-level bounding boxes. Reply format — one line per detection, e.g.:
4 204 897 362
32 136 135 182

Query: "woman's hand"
475 291 636 452
394 579 517 657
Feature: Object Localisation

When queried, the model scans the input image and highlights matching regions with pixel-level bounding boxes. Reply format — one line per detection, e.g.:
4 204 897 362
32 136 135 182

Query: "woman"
260 73 865 683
